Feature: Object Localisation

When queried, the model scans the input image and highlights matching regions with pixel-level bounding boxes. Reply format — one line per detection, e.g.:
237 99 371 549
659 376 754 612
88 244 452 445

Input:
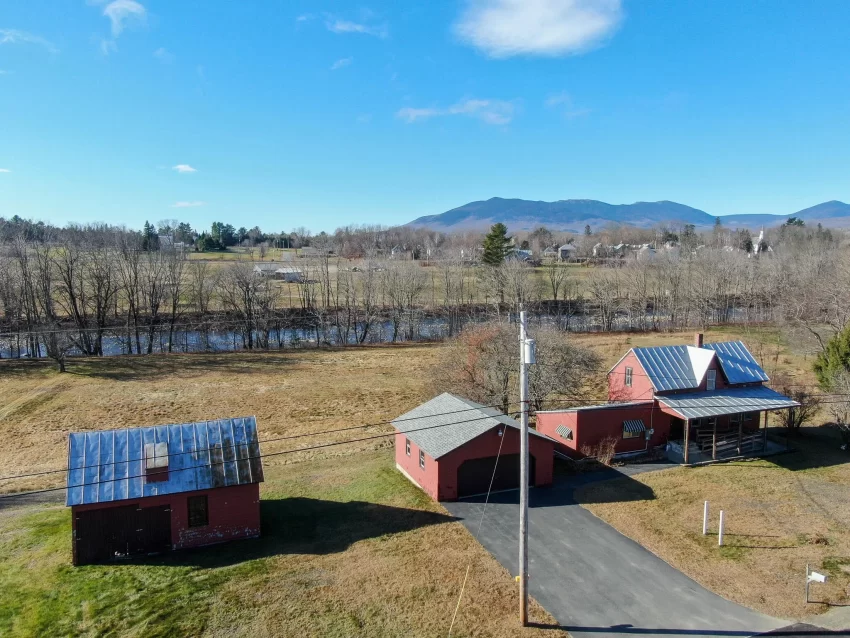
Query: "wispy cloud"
0 70 8 75
454 0 623 58
296 14 313 23
325 14 388 38
172 164 198 173
171 201 205 208
545 91 591 118
397 98 516 125
330 56 353 71
0 28 58 54
102 0 147 37
0 168 11 173
153 47 174 63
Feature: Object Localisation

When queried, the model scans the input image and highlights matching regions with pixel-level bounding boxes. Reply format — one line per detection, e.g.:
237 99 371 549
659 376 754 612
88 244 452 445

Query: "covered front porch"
657 386 800 465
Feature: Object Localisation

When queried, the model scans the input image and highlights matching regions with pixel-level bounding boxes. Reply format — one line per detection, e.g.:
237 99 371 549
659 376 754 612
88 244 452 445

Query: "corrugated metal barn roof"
656 386 798 420
392 393 550 460
702 341 770 384
66 417 264 507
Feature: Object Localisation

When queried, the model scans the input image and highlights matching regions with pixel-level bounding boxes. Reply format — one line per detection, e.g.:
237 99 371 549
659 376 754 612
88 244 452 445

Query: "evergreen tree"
814 323 850 389
584 224 592 236
482 223 513 266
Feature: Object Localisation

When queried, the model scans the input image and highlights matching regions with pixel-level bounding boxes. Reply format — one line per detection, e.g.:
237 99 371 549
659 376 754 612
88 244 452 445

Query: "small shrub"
579 436 619 466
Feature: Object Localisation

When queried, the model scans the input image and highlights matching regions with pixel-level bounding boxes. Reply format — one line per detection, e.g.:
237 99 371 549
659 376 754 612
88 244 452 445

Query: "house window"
187 495 208 528
731 413 741 426
706 369 716 391
744 412 755 422
419 450 425 470
624 367 633 387
405 438 411 456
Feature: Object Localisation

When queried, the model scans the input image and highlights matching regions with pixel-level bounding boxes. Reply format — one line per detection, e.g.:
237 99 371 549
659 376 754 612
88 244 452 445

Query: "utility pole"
518 310 535 626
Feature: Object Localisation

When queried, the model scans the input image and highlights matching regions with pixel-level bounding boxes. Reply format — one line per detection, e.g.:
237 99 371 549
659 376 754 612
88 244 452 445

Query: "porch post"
763 410 769 451
737 415 743 455
683 418 690 464
712 418 717 460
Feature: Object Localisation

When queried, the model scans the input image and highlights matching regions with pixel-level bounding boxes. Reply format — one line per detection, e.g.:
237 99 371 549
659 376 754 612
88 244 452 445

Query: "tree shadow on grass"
727 426 850 473
137 497 456 568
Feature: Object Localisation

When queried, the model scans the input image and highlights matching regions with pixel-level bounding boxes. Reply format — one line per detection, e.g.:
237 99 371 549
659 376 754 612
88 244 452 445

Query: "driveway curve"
442 467 784 638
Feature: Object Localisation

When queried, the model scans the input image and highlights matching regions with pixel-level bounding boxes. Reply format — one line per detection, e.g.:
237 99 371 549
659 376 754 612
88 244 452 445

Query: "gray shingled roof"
392 393 550 459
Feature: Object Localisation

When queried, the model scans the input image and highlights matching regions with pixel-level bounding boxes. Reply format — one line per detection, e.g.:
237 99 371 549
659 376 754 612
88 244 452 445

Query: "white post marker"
805 564 827 604
718 510 725 546
703 501 709 536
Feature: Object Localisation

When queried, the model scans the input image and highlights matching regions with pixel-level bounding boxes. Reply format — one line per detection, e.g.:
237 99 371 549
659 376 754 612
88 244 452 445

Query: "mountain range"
407 199 850 233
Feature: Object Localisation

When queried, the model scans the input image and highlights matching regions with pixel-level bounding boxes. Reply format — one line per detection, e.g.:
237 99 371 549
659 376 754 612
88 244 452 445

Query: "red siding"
71 482 261 551
395 427 554 502
609 351 655 402
395 432 439 500
537 402 671 458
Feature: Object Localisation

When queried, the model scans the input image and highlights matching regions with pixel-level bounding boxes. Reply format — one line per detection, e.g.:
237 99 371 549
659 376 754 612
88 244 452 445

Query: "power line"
0 389 844 486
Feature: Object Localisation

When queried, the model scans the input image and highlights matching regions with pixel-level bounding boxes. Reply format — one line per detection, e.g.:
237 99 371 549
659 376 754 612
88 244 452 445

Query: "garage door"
74 504 172 566
457 454 535 498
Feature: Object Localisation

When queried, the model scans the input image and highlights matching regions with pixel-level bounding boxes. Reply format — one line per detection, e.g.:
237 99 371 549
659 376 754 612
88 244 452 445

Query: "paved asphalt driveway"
442 466 784 638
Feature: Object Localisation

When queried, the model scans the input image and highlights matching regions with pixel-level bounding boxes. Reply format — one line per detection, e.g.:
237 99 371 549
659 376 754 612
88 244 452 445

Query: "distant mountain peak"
406 198 850 232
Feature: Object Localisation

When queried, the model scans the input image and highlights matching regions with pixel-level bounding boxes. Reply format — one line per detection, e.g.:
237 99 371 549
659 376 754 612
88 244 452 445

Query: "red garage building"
537 334 798 464
66 416 264 566
393 393 555 501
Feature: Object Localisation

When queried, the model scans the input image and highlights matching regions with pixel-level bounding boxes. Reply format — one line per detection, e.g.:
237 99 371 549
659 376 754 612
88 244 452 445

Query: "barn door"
74 504 172 566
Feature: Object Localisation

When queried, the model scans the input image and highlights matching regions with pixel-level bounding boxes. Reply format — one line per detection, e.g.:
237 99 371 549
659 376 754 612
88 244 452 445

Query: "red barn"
537 334 798 464
66 417 264 566
393 393 555 501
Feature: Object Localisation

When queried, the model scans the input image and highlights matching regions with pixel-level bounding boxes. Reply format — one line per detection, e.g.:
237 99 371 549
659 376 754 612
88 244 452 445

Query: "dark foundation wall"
71 482 261 554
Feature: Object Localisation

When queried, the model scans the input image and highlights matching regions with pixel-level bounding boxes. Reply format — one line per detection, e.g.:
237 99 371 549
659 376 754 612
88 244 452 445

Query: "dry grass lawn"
0 344 564 637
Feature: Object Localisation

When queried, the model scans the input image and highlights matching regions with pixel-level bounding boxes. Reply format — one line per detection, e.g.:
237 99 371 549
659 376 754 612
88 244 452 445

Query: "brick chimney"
694 332 704 348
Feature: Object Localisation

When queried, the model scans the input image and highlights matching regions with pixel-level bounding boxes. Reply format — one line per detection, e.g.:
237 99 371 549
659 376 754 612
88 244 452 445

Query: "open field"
0 328 846 633
0 344 563 637
1 451 563 637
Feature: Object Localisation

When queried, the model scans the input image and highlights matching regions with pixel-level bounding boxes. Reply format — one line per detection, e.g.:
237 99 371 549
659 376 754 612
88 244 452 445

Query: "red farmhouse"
537 334 798 464
66 417 264 566
393 393 555 501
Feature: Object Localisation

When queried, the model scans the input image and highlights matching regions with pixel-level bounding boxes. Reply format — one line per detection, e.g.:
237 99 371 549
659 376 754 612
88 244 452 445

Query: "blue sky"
1 0 849 233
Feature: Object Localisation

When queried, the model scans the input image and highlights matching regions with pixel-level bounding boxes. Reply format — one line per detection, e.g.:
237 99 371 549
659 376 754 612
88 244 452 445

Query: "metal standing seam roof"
392 393 551 460
66 417 264 507
655 386 799 420
631 345 698 391
701 341 770 384
623 420 646 433
629 341 769 391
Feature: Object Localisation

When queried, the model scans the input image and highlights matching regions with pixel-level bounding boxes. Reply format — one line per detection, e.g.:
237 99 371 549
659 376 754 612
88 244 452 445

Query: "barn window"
556 425 573 441
706 369 717 391
623 420 646 439
144 442 169 483
744 412 755 422
405 438 411 456
624 367 633 387
419 450 425 469
188 495 208 528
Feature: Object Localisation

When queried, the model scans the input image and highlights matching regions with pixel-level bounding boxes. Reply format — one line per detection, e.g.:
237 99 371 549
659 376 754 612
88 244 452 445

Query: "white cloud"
0 28 58 54
103 0 146 37
330 56 353 71
454 0 622 58
172 164 198 173
545 91 591 118
296 14 313 22
0 168 11 173
397 98 516 125
325 17 388 38
153 47 174 63
100 38 117 55
171 201 205 208
0 70 8 75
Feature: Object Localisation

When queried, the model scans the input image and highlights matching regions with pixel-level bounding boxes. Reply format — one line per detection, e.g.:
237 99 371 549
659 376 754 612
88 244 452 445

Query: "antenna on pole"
518 310 535 626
